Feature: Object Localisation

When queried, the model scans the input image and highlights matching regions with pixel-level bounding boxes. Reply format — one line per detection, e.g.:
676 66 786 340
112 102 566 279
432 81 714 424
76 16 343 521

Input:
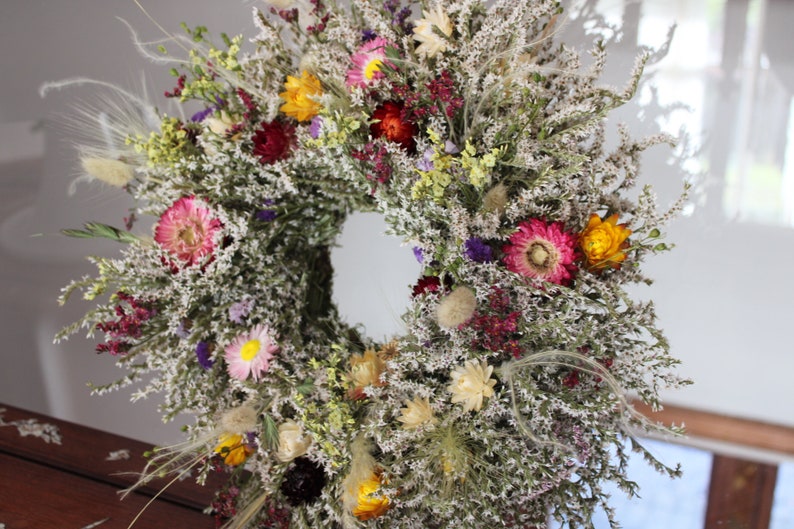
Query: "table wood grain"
0 404 222 528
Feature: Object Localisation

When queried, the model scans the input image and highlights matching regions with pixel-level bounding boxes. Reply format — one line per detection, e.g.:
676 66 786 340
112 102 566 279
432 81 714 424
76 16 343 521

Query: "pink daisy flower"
154 196 222 267
502 218 578 285
346 37 393 89
224 324 279 382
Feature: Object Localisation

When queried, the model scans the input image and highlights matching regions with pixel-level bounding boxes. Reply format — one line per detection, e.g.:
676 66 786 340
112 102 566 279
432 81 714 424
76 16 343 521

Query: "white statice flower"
276 420 312 462
436 286 477 328
397 396 437 429
448 360 497 412
413 6 453 58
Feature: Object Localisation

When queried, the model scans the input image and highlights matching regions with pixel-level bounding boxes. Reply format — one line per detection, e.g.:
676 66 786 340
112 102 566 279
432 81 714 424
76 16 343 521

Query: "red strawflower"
370 101 417 152
411 275 442 297
252 120 296 164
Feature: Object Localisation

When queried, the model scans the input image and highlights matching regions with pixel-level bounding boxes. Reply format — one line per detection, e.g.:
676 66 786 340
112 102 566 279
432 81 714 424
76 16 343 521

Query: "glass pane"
548 439 711 528
771 462 794 529
573 0 794 428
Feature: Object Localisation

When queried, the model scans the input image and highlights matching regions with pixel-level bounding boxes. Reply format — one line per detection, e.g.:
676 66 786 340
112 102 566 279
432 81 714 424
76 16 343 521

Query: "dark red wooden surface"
0 404 221 528
704 454 778 529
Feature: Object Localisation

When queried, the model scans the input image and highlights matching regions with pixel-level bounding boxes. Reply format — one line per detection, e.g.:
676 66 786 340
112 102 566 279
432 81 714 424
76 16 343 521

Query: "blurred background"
0 0 792 527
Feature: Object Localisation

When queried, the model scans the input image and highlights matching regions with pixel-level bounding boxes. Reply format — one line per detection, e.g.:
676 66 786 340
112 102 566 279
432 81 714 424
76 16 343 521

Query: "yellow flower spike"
213 433 254 466
279 70 323 122
579 213 632 270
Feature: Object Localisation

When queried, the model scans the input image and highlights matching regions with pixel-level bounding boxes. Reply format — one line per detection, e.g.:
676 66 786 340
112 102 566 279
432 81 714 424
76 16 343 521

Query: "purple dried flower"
175 319 192 339
229 297 254 324
464 237 493 263
309 116 324 139
191 97 226 122
256 199 278 222
256 210 278 222
413 246 424 263
191 107 216 123
416 149 434 172
196 341 214 370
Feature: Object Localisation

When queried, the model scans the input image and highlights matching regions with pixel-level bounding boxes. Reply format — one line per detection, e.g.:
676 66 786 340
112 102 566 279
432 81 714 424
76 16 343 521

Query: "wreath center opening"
330 211 421 342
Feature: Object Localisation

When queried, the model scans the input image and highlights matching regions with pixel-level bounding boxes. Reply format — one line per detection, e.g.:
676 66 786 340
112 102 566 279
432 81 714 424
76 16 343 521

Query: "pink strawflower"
346 37 393 89
154 196 222 267
502 219 578 285
224 324 279 382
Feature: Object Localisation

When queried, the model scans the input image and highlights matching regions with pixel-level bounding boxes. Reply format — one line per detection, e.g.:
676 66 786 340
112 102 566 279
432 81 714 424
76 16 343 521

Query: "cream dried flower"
205 111 237 136
80 156 135 187
397 396 437 429
276 420 312 462
448 360 497 412
348 349 387 399
436 286 477 328
483 183 508 214
413 6 453 58
219 403 259 434
264 0 295 8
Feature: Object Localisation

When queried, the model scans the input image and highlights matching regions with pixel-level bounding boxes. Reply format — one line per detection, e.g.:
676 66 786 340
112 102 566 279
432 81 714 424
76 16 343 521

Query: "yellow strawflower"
279 70 323 122
579 214 632 270
352 471 391 521
213 433 253 466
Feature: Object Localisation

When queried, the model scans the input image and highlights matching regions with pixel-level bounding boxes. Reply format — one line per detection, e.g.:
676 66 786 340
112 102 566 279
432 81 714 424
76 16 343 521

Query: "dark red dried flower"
370 101 417 152
280 457 327 506
211 485 240 527
95 292 156 355
468 287 523 358
252 120 296 164
427 70 464 118
411 275 441 297
351 142 393 184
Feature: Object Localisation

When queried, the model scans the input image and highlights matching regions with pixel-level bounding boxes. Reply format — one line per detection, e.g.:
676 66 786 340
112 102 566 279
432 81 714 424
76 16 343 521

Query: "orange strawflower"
279 71 323 122
579 213 632 270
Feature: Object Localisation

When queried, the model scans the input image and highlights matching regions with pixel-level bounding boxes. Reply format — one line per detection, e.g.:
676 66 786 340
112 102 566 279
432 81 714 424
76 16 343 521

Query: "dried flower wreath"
53 1 690 527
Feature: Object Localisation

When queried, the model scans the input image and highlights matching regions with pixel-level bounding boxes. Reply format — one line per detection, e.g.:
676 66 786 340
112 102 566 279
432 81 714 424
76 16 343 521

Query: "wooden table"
0 404 220 528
